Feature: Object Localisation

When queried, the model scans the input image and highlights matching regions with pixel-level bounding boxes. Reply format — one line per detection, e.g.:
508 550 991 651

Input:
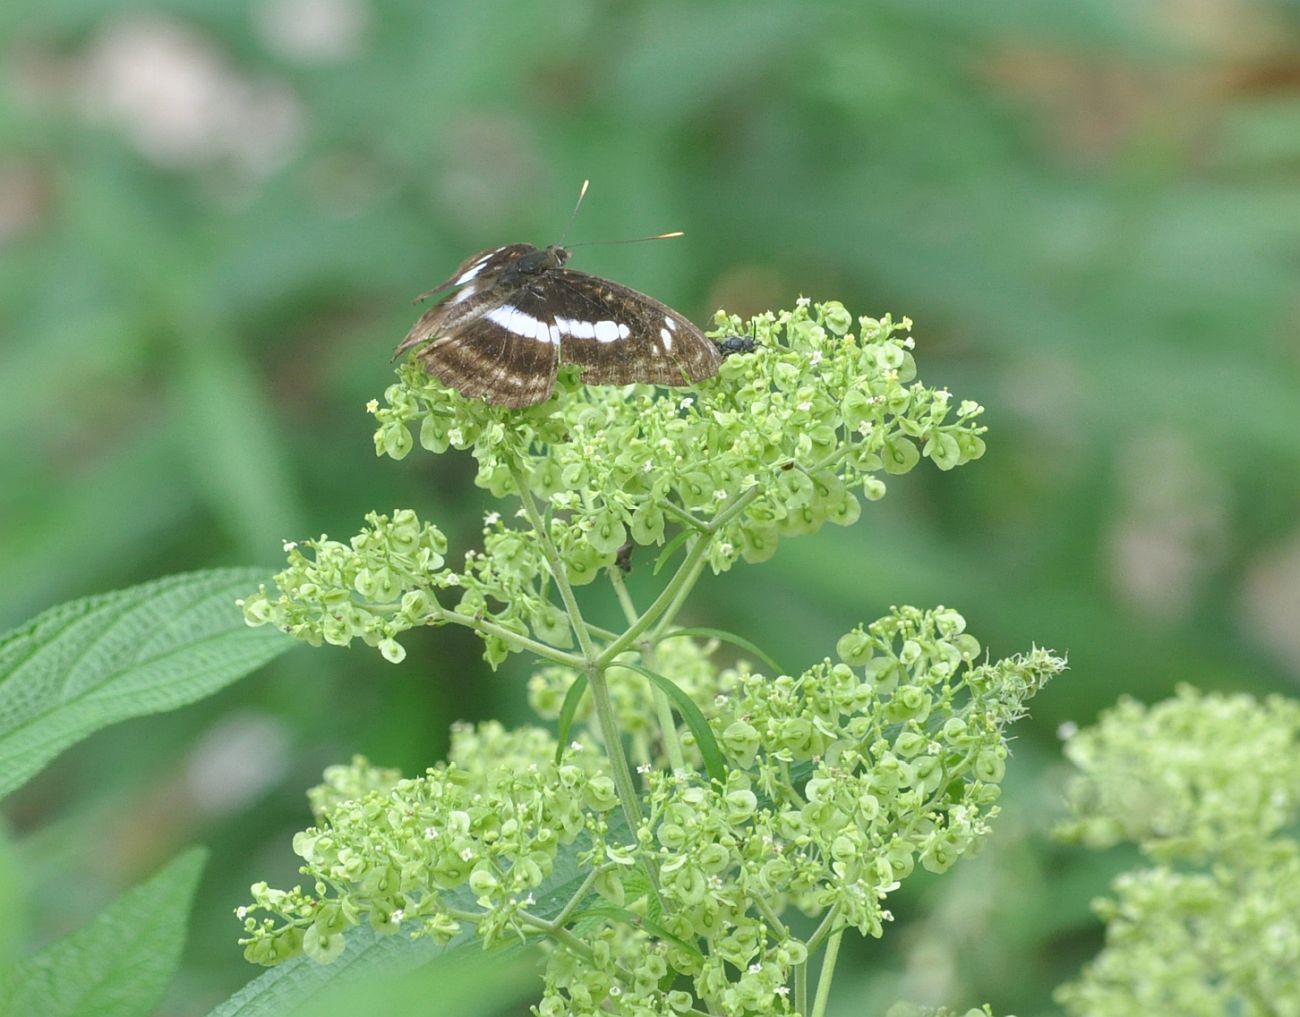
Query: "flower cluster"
242 304 987 668
1057 685 1300 861
239 616 1063 1017
238 722 615 966
235 299 1056 1017
1055 687 1300 1015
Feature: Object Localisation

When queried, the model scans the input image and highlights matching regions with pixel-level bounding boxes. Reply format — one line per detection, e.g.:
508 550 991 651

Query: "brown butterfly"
393 205 721 408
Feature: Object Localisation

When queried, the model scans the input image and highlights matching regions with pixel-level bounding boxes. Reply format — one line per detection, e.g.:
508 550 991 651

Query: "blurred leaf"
173 333 303 556
0 848 206 1017
0 823 20 971
0 569 293 798
287 943 538 1017
207 932 538 1017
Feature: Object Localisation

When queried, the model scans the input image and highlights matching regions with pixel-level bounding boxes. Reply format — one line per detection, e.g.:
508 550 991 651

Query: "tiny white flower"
484 511 501 526
902 336 915 350
447 428 464 445
679 397 694 409
637 762 652 774
460 847 474 861
236 905 248 919
282 540 297 553
857 421 875 436
390 909 404 923
797 400 813 412
570 740 583 751
809 350 823 366
424 826 439 839
1057 720 1079 740
365 398 379 413
748 963 762 974
775 985 790 997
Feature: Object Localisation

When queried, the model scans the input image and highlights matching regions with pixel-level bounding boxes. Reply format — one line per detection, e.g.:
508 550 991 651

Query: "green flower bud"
823 301 854 335
302 923 346 964
923 430 962 471
721 720 761 766
882 437 920 475
836 627 874 666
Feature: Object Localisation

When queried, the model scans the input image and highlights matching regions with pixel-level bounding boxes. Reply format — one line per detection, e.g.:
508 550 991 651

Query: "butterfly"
393 242 723 408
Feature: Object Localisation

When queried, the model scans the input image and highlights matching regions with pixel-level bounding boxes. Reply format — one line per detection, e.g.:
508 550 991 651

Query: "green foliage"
1056 687 1300 1015
0 849 207 1017
0 568 293 798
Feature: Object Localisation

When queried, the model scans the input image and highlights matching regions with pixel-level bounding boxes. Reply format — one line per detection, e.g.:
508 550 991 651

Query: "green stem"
809 928 844 1017
794 961 808 1017
656 498 710 532
437 608 585 668
598 533 712 666
752 894 789 939
805 904 841 955
586 666 643 832
550 866 602 930
612 566 687 770
607 566 640 626
649 536 710 640
584 620 619 642
509 463 597 665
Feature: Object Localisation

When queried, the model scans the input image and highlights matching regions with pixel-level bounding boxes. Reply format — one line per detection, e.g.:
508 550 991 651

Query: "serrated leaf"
0 568 294 799
662 626 784 675
0 848 206 1017
609 663 728 784
207 849 594 1017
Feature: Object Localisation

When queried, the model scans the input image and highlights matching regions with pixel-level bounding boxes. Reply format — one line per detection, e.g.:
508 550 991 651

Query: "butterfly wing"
396 245 560 408
545 269 722 387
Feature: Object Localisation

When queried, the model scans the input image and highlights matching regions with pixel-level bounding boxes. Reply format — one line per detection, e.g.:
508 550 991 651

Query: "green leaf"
569 904 702 960
284 943 538 1017
0 824 20 970
652 531 691 575
207 931 537 1017
554 673 590 765
0 568 294 799
662 626 785 675
609 663 728 784
0 848 206 1017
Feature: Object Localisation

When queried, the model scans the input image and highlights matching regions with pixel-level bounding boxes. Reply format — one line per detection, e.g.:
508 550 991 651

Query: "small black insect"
713 333 758 358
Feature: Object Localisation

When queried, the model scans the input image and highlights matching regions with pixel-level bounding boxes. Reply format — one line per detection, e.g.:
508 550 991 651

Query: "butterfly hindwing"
547 270 722 386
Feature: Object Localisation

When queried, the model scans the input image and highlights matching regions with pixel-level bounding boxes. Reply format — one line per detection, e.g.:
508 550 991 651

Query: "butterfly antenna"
558 179 590 248
567 230 684 249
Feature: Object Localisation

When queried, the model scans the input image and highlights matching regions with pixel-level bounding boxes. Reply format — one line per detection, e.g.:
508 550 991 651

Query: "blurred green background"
2 1 1298 1013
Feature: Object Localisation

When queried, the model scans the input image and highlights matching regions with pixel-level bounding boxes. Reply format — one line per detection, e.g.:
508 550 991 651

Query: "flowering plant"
238 300 1064 1016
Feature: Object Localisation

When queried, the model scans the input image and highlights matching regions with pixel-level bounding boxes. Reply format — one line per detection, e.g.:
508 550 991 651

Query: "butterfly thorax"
500 244 570 284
